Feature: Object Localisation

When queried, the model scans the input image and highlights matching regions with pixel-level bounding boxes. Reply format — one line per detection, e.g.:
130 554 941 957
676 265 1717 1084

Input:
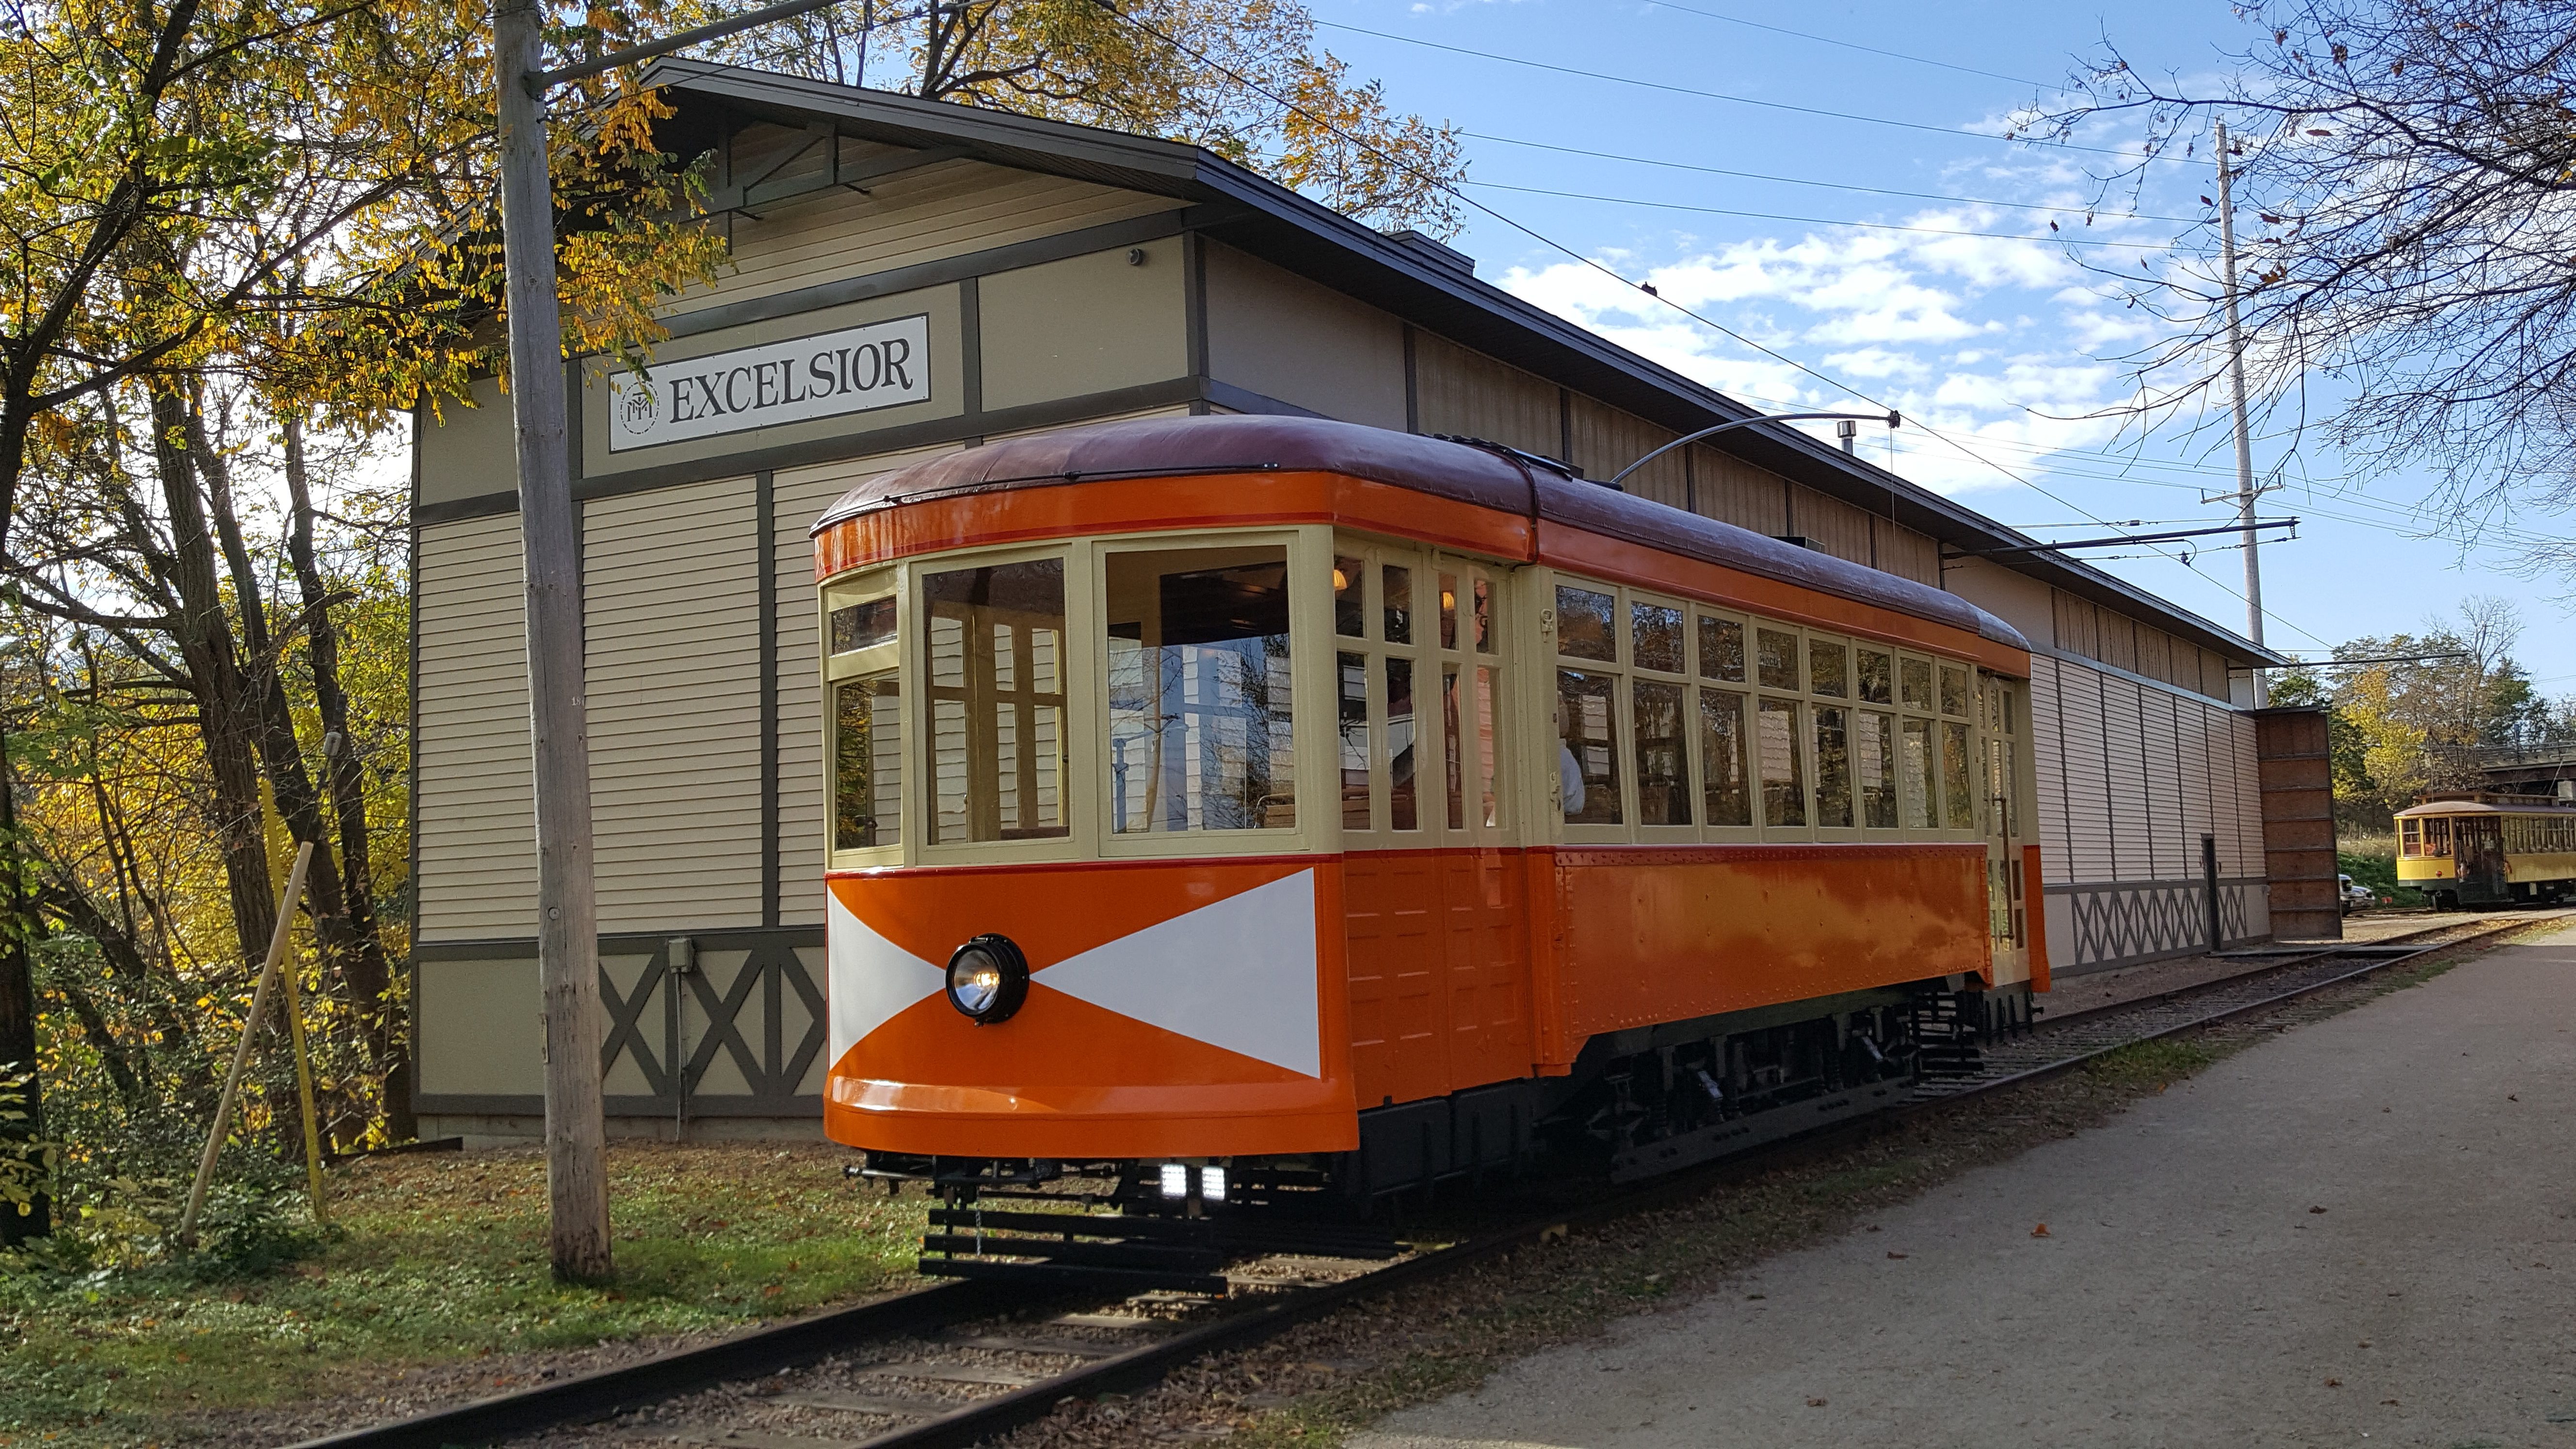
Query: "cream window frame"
1093 525 1326 863
1333 535 1513 850
1689 605 1760 842
911 540 1093 867
1627 589 1697 843
821 567 906 872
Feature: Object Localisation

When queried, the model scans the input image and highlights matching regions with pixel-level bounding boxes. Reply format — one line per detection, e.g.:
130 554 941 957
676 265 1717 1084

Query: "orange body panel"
813 472 2014 669
1547 844 1991 1049
2023 844 2051 995
823 856 1358 1159
1343 848 1533 1111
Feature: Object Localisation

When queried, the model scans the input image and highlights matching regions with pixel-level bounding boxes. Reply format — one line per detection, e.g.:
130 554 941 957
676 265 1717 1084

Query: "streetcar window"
924 559 1067 844
1900 717 1935 829
1813 706 1854 827
1473 577 1495 654
1443 665 1465 830
1558 668 1621 823
1104 546 1294 834
1757 697 1806 827
2424 817 2451 855
1697 614 1746 683
1939 664 1971 718
1438 573 1459 650
1557 586 1616 661
2400 819 2420 855
1387 656 1419 830
832 673 901 850
1858 710 1898 828
1756 628 1800 692
1698 689 1752 827
1634 679 1690 825
1941 721 1975 829
1631 601 1685 674
1333 555 1365 638
1900 656 1934 712
1473 665 1501 827
829 595 897 656
1809 639 1850 699
1338 652 1369 829
1383 564 1414 645
1857 648 1893 706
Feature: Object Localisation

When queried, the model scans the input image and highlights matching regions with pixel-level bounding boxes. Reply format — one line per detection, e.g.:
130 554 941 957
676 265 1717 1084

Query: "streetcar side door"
2457 816 2508 903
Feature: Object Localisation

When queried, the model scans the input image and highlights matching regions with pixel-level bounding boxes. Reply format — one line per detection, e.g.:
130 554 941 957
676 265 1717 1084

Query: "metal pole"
494 0 613 1284
2215 120 2268 701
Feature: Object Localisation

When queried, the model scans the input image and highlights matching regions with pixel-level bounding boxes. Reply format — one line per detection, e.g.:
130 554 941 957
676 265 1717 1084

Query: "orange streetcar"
812 415 2041 1218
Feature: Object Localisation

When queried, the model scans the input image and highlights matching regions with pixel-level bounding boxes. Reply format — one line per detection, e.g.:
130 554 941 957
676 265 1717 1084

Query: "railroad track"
297 909 2565 1449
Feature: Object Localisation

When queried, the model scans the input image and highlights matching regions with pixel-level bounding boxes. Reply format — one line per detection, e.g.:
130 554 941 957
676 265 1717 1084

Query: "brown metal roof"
817 414 2031 652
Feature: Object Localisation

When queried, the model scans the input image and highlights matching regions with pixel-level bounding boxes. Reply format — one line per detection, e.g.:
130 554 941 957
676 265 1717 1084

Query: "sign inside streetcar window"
605 313 932 451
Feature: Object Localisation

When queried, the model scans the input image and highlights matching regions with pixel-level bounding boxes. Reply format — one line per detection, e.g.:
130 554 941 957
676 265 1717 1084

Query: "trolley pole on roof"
2214 120 2272 703
494 0 612 1284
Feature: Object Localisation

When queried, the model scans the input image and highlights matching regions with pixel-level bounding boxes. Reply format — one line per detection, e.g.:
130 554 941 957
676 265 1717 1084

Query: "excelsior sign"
606 313 932 452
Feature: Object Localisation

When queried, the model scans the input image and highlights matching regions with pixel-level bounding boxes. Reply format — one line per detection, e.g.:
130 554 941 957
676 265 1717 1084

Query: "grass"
0 1142 924 1446
2338 832 2427 909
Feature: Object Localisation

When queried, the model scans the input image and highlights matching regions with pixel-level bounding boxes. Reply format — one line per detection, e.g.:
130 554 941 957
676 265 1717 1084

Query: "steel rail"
296 911 2562 1449
281 1281 1013 1449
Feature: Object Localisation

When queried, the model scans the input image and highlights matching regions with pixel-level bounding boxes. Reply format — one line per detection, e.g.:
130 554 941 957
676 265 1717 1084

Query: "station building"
410 61 2325 1139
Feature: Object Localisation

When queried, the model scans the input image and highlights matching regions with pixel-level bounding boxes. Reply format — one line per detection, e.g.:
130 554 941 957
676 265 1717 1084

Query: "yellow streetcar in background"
2396 795 2576 909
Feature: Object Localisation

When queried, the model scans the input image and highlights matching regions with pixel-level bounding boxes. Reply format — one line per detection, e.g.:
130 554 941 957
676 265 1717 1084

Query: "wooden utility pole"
2214 119 2270 704
493 0 612 1284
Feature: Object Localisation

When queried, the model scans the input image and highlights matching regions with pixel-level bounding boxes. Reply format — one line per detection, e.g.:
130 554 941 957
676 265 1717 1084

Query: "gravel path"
1354 924 2576 1449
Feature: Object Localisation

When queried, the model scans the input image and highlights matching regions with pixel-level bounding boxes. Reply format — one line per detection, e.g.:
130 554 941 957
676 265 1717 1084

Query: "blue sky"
1309 0 2576 694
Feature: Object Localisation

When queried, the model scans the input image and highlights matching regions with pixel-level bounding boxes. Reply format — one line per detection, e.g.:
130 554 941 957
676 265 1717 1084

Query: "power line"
1099 3 2321 649
1312 21 2158 161
1464 179 2178 250
1464 131 2200 223
1638 0 2059 90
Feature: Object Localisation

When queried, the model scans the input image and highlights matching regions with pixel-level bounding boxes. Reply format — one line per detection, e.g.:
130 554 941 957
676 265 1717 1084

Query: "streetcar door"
2456 816 2508 902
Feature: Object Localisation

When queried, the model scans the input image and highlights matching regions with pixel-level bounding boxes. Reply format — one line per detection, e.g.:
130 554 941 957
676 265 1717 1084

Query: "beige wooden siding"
2177 694 2217 870
2142 687 2184 877
671 156 1179 318
416 514 537 942
584 477 765 932
773 442 966 926
2225 709 2262 875
1872 518 1940 586
1690 443 1788 535
2029 654 2073 885
1565 395 1679 503
1412 333 1561 459
1788 483 1872 566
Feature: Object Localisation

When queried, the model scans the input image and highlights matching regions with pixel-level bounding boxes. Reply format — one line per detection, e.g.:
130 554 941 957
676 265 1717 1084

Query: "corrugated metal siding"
672 160 1178 317
2177 695 2216 868
1690 444 1788 536
2140 688 2181 875
1412 334 1561 459
773 444 966 926
416 514 537 942
584 478 766 931
2029 655 2073 885
2057 658 2116 881
2101 677 2155 879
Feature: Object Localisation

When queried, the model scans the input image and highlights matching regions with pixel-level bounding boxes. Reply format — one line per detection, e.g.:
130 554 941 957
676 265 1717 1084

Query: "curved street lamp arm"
1606 410 1901 490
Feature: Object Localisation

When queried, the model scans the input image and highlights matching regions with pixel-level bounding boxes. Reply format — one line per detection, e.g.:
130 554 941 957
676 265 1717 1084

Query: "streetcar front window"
1105 545 1296 834
924 559 1068 843
2424 817 2451 856
2400 819 2420 856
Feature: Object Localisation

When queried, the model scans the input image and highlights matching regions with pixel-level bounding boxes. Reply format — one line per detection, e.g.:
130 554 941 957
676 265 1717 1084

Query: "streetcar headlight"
944 934 1029 1024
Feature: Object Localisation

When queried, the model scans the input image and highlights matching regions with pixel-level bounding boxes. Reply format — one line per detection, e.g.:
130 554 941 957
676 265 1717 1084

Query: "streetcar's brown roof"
816 414 2032 653
2395 797 2576 817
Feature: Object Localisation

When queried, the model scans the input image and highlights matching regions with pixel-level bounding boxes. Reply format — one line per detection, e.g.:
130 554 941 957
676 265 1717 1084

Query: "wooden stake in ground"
492 0 612 1284
179 840 316 1248
278 942 327 1224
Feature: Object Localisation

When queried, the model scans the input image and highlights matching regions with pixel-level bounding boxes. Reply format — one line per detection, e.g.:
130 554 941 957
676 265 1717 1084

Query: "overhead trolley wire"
1097 3 2327 650
1463 180 2179 250
1311 20 2167 161
1636 0 2061 90
1461 131 2202 224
